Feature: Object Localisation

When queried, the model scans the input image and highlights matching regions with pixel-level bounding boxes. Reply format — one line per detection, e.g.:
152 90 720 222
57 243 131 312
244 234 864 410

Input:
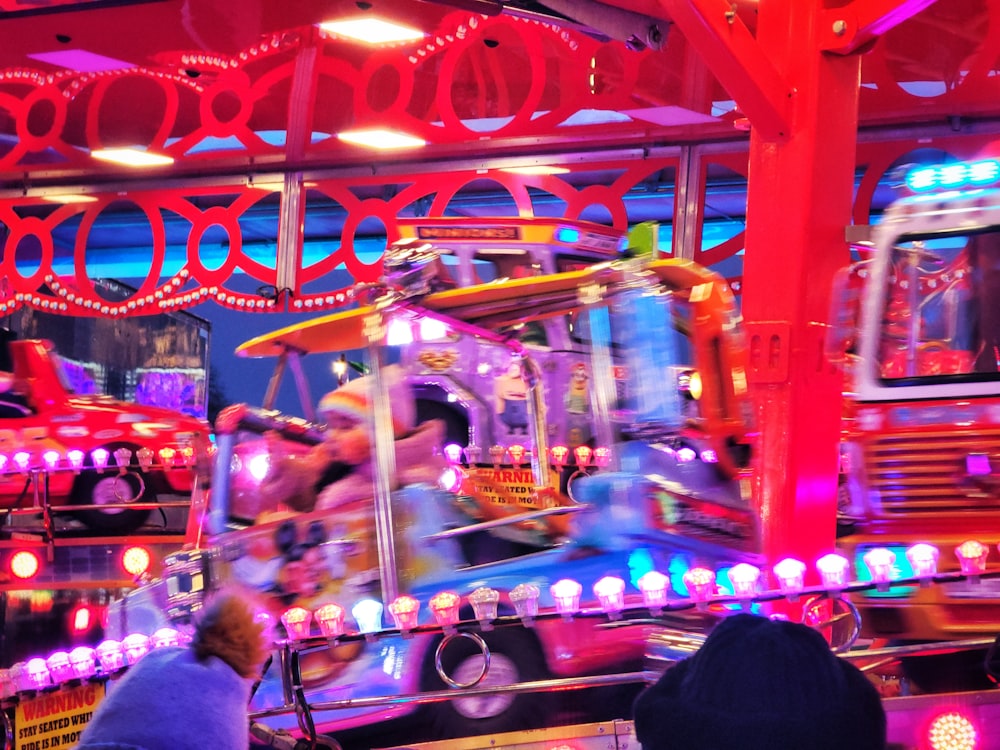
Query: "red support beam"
739 0 863 578
820 0 940 53
653 0 792 140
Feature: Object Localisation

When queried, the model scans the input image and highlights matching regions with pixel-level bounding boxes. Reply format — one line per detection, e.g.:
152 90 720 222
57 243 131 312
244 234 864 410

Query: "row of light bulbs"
0 445 208 475
4 540 996 701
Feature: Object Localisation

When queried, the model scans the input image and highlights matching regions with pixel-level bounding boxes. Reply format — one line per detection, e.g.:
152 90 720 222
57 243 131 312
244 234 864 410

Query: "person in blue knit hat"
76 592 268 750
632 613 887 750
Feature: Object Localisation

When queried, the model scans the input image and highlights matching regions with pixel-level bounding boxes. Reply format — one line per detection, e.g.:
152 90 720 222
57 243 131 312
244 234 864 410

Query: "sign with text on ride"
14 682 104 750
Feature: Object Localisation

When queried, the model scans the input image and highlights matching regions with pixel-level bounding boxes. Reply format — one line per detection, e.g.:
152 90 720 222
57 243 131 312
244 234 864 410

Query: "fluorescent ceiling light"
502 166 571 175
338 128 426 150
27 49 134 73
91 148 174 167
41 194 98 204
319 18 425 44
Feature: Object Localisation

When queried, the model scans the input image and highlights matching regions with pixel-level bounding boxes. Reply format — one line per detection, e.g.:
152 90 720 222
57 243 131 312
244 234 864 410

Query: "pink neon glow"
439 466 463 492
67 449 85 471
550 445 569 466
389 595 421 631
906 543 940 578
443 443 463 463
69 647 97 679
9 663 29 693
509 583 540 621
676 447 697 463
315 603 346 638
682 567 716 602
151 628 181 648
122 633 150 664
95 640 125 672
863 547 897 586
136 446 155 469
113 447 133 472
13 451 31 471
0 454 8 473
91 448 110 471
550 578 583 616
574 445 593 466
429 591 462 627
927 710 978 750
727 563 761 598
158 447 177 466
773 558 807 595
508 444 526 466
593 446 612 467
468 586 500 625
816 553 851 589
25 658 50 689
956 540 989 576
281 607 313 640
637 570 670 609
42 450 60 471
593 576 626 614
489 444 506 467
45 652 73 683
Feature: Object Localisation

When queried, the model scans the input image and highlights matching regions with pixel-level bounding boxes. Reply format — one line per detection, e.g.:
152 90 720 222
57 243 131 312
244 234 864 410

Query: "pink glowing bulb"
389 595 421 632
315 603 346 638
638 570 670 611
683 567 716 604
906 543 940 579
550 578 583 617
816 553 851 589
593 575 626 617
429 591 462 628
281 607 313 640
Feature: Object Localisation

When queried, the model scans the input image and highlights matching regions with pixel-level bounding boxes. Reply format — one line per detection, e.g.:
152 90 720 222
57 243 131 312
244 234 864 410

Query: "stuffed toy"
75 592 269 750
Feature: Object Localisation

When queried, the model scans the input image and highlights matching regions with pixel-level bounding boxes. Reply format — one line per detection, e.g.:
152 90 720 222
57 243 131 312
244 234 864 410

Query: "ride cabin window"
877 228 1000 381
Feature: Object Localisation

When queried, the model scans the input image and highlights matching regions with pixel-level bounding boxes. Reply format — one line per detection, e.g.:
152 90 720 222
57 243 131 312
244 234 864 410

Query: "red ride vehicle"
0 330 211 535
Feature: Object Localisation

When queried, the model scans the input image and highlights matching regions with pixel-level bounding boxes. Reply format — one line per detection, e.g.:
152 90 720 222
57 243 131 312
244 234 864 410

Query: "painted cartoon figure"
494 361 530 435
565 362 590 415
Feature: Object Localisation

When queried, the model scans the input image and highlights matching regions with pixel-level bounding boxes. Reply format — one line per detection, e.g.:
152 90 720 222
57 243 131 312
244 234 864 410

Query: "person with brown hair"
76 592 269 750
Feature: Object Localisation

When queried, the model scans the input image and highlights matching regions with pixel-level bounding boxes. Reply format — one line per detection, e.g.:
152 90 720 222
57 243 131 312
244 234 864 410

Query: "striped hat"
317 364 416 438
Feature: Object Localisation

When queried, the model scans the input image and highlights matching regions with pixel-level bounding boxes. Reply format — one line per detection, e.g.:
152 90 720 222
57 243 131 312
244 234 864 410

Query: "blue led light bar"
905 158 1000 193
555 226 581 243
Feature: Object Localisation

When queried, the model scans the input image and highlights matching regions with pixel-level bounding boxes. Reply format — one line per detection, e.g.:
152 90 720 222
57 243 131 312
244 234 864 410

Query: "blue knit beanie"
75 647 252 750
76 593 265 750
633 613 886 750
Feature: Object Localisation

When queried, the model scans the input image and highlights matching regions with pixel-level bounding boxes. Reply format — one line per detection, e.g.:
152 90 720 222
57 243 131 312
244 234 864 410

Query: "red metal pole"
740 0 861 577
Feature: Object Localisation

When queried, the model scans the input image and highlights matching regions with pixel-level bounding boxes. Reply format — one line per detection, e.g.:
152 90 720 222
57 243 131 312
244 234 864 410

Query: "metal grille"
863 428 1000 514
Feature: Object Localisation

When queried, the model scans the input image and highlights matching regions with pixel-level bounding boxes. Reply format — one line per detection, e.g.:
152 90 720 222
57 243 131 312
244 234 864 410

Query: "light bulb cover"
816 553 851 589
593 575 626 615
550 578 583 617
906 543 940 579
122 633 150 665
281 606 314 640
315 603 346 638
429 591 462 627
727 563 761 599
509 583 540 624
352 599 385 634
956 540 989 576
637 570 669 611
682 567 716 603
388 595 421 631
469 587 500 627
